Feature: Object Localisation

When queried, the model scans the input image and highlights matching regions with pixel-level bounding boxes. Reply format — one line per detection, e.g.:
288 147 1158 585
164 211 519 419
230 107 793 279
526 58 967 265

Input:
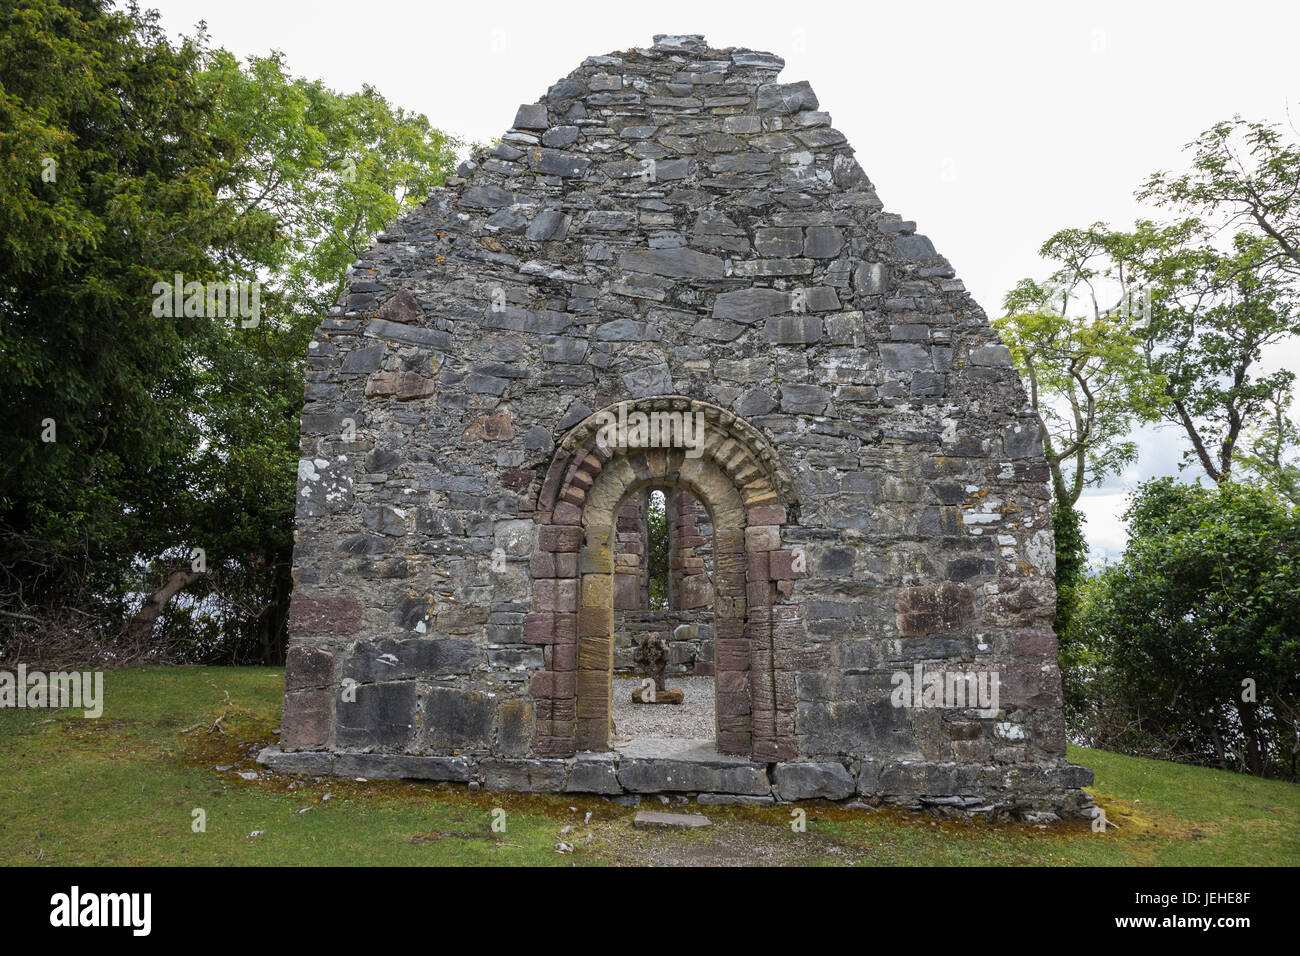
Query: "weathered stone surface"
288 594 361 637
712 288 791 322
334 752 469 781
344 638 479 680
774 761 855 801
618 247 725 278
280 34 1081 817
335 682 417 750
633 811 711 829
281 688 331 751
285 645 335 690
565 752 621 793
480 758 566 792
258 746 334 775
616 739 770 795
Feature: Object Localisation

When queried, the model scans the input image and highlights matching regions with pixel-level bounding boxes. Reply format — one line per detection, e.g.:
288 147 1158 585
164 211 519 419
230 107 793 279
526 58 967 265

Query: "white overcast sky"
146 0 1300 559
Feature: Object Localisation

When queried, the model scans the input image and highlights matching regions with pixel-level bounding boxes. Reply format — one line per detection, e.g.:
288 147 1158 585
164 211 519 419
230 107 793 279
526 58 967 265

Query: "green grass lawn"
1 666 1295 866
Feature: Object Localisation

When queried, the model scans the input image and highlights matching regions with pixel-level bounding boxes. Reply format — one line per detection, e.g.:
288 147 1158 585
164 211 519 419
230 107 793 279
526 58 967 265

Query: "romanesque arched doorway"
527 397 802 762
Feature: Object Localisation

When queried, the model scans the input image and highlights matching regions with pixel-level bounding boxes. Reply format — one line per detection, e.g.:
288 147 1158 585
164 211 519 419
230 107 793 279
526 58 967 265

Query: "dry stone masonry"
260 34 1094 820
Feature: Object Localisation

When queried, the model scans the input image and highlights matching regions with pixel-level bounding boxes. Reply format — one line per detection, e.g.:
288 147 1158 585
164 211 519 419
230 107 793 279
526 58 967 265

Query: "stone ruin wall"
266 34 1093 818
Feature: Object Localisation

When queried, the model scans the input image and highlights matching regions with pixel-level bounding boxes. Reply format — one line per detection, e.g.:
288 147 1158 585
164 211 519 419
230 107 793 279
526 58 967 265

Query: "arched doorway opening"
527 397 802 762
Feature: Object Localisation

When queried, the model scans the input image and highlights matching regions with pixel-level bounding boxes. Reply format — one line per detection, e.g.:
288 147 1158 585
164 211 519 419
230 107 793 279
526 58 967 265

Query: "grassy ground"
1 666 1295 866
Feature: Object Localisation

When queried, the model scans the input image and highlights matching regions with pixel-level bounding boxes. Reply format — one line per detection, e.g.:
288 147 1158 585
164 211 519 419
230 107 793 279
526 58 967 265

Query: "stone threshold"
257 741 1096 821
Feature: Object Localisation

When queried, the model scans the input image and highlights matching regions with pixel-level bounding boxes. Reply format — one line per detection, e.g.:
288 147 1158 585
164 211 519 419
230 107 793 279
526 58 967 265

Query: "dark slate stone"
541 125 580 147
345 638 481 681
764 315 822 345
893 234 938 259
879 343 932 371
712 287 791 322
779 384 830 414
618 247 725 278
774 762 855 801
366 318 453 350
1003 422 1042 459
803 226 844 258
622 364 674 397
340 344 386 374
756 80 819 113
424 687 493 750
335 681 417 749
525 209 570 241
513 103 549 130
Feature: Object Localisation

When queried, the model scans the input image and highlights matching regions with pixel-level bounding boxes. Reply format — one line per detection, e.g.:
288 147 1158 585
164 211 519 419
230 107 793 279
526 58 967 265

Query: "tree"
0 0 262 635
995 224 1167 509
994 224 1167 633
154 48 458 663
0 1 458 663
1135 230 1300 487
1071 479 1300 778
1140 115 1300 280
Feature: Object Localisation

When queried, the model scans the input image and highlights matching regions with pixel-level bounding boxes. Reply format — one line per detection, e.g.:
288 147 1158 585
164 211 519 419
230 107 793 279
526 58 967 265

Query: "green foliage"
1045 496 1086 632
0 0 457 662
1135 229 1300 486
994 224 1167 506
1140 115 1300 280
0 0 259 610
1069 479 1300 778
646 491 669 610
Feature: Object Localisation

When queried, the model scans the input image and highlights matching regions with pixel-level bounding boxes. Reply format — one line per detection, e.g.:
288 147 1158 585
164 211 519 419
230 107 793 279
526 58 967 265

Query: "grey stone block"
774 761 855 801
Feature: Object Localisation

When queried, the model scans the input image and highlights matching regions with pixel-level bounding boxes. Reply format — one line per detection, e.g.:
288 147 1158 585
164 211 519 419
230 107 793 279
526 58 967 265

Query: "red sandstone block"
551 643 577 672
539 524 583 552
613 573 641 610
716 730 750 754
534 735 575 758
554 612 578 645
717 670 748 694
285 644 335 691
281 688 330 751
288 593 362 637
717 714 751 734
748 505 787 526
747 551 770 579
553 500 583 525
754 739 796 762
747 581 773 606
555 578 579 612
536 698 575 722
530 670 557 698
523 611 555 645
530 552 556 579
555 552 579 578
717 690 751 717
769 549 809 580
533 578 557 611
715 639 750 670
1013 628 1058 658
